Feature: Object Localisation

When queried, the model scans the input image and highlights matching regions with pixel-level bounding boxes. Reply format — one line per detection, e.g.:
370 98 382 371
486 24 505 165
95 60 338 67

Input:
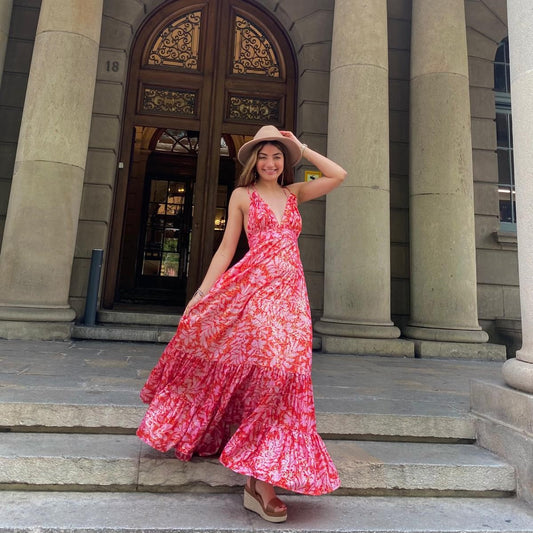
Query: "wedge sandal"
243 478 287 523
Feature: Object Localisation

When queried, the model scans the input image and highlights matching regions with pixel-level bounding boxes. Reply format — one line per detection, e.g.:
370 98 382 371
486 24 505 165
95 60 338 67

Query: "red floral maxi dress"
137 188 340 495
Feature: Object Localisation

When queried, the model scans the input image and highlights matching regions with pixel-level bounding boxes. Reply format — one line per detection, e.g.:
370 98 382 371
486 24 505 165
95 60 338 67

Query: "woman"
137 125 347 523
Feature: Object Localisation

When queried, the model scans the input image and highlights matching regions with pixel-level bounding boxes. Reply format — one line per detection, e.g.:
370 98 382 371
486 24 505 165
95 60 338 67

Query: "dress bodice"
247 189 302 251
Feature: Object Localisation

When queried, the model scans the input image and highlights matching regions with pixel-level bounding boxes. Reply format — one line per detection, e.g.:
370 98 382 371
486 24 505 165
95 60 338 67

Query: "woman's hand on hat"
279 130 298 144
280 131 307 156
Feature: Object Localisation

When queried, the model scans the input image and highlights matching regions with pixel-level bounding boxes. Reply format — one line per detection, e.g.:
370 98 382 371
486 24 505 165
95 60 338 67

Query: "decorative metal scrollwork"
228 95 280 122
148 11 202 69
232 16 280 77
142 87 197 117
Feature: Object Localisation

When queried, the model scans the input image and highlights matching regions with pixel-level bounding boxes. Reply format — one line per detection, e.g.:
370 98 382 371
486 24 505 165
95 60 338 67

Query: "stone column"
315 0 411 357
0 0 13 88
502 0 533 393
404 0 497 357
0 0 103 340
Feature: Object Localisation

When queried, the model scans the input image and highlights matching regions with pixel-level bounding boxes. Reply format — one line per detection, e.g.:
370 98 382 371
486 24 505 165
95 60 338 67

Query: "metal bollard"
83 249 104 326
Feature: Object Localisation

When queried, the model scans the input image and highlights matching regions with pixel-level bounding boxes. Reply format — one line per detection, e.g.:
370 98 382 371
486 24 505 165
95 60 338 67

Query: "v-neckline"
253 188 291 226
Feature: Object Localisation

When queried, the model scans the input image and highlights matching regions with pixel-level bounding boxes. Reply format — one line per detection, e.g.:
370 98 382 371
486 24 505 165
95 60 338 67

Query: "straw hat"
237 125 302 166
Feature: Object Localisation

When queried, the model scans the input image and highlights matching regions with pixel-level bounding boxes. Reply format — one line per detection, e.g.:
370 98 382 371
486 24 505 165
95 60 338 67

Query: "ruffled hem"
137 346 340 495
221 424 340 495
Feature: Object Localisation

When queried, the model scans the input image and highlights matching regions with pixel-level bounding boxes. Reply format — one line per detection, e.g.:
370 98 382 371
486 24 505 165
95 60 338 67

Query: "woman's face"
255 143 284 183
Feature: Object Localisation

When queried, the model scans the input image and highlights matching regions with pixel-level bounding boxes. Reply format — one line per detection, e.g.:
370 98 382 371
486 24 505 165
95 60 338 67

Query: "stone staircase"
72 308 323 349
1 391 532 531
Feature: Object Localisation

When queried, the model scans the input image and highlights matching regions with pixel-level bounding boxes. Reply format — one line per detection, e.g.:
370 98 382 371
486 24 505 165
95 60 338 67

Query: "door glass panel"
142 179 191 279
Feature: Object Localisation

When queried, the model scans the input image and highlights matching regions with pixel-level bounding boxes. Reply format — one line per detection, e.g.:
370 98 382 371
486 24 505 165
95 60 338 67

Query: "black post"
84 249 104 326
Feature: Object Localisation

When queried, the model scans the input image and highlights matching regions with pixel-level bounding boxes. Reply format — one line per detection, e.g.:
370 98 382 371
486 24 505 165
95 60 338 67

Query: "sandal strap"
265 496 286 515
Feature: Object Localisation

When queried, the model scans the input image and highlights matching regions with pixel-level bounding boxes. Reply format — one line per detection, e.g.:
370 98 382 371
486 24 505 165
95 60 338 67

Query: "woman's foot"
243 477 287 523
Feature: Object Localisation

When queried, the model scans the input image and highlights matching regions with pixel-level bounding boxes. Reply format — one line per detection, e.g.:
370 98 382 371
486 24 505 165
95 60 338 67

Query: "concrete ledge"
471 380 533 435
320 336 415 357
413 340 506 361
471 379 533 504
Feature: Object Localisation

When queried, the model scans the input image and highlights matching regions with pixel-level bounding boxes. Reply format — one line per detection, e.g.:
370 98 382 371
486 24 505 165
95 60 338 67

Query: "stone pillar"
404 0 499 358
315 0 412 357
502 0 533 393
0 0 103 340
0 0 13 88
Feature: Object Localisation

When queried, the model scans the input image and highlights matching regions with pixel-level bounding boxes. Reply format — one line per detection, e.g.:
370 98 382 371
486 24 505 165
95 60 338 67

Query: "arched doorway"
103 0 296 308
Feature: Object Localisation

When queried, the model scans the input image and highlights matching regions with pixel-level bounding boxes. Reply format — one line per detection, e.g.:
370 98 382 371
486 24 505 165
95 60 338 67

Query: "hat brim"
237 136 302 167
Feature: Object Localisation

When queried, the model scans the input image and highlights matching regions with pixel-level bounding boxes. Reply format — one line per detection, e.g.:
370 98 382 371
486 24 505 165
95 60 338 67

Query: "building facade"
0 0 524 359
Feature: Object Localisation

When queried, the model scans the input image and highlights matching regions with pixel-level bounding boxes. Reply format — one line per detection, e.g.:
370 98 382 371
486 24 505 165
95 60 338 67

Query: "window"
494 37 515 230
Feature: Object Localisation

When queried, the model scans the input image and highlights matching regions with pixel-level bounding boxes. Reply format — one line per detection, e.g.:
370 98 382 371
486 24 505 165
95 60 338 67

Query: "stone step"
1 492 532 532
0 395 476 442
72 322 324 349
74 309 322 348
97 309 182 327
0 433 515 496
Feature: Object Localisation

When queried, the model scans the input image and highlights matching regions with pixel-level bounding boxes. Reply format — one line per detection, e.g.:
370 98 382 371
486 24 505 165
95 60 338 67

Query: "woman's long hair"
236 141 295 188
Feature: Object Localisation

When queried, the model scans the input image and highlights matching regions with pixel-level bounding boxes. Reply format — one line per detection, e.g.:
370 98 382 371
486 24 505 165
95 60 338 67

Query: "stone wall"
274 0 334 316
68 0 145 315
465 1 520 352
388 0 411 328
0 0 40 245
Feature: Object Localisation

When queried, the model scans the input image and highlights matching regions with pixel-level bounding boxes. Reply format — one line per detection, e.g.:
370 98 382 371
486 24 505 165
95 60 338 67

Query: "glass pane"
497 150 512 185
168 182 186 201
494 63 507 92
502 37 510 63
142 259 160 276
504 64 511 92
163 230 179 252
499 187 513 222
496 113 510 147
495 42 505 62
161 253 180 277
150 180 168 203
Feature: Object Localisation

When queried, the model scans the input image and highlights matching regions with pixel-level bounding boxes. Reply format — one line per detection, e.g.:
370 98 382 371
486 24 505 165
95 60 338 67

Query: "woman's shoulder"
230 186 251 208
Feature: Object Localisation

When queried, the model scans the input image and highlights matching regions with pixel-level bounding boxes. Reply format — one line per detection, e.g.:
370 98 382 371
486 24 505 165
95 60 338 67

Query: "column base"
0 305 76 341
471 379 533 504
314 319 413 356
411 339 506 361
319 335 415 357
502 357 533 394
404 324 489 343
315 319 401 339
